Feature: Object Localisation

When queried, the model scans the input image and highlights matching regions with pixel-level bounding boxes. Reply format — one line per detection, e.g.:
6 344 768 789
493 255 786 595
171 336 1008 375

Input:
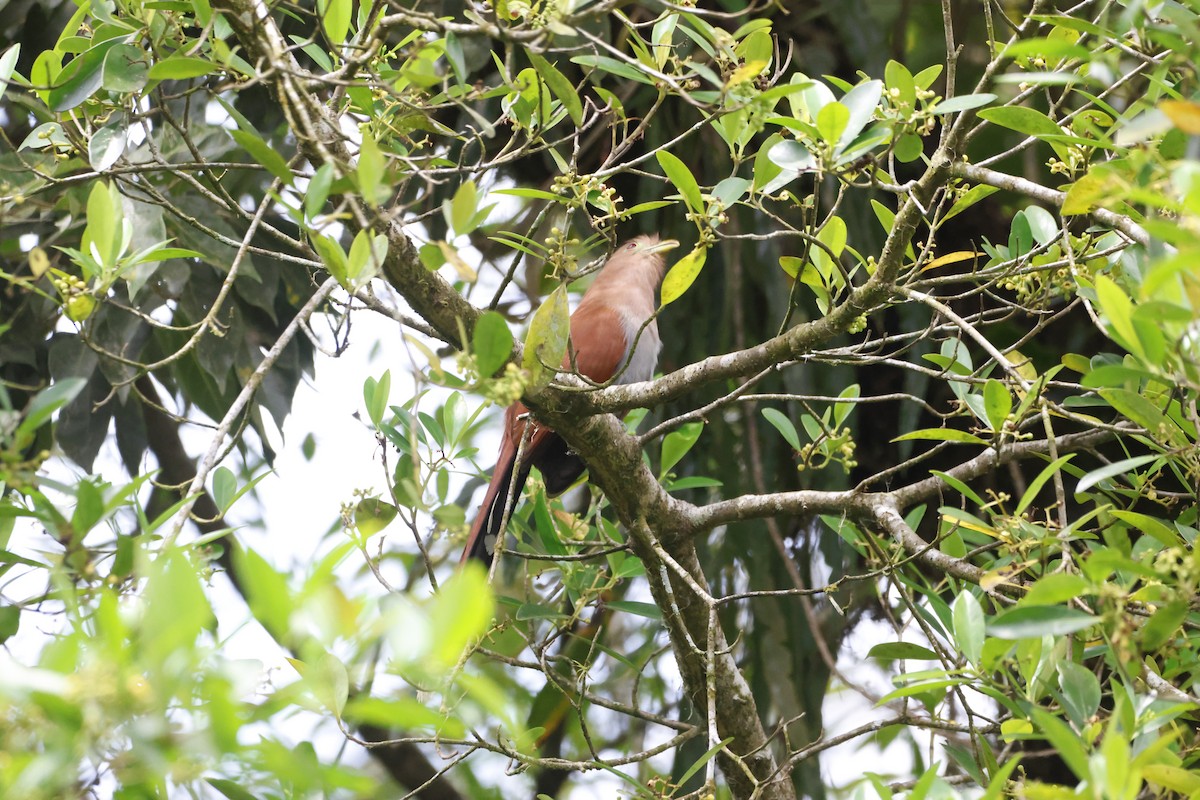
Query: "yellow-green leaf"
728 59 767 87
1159 100 1200 134
357 133 386 206
318 0 351 45
148 56 217 80
1062 170 1118 215
922 251 979 271
474 311 514 377
1092 275 1138 355
523 284 570 389
659 245 706 307
527 52 582 126
656 150 704 215
230 128 293 185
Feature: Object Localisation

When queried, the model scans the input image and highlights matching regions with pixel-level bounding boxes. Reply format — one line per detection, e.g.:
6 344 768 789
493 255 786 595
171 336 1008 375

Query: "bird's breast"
616 310 660 384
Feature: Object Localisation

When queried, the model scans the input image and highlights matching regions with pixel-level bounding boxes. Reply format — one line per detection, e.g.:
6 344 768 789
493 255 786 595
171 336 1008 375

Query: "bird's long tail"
461 453 531 567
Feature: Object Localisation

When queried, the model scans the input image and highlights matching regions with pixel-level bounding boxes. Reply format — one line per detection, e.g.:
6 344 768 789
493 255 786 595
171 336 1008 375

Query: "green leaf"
102 43 148 93
913 64 944 89
207 778 259 800
48 40 117 111
1004 37 1091 61
0 44 20 105
659 245 706 306
235 547 293 638
1022 573 1090 606
1144 765 1200 795
229 128 293 185
1008 210 1033 258
977 106 1062 138
1140 600 1187 650
69 479 104 536
981 757 1023 800
928 93 997 115
88 124 126 172
1061 170 1117 215
312 232 348 284
867 641 939 660
1014 455 1075 516
1028 707 1089 779
712 176 751 208
0 605 19 645
1075 454 1158 494
837 80 882 151
988 606 1094 639
148 56 217 80
531 493 567 557
1110 510 1183 548
1097 388 1171 434
345 228 385 287
885 59 915 106
317 0 351 44
515 600 569 621
310 651 349 717
523 284 570 390
364 370 391 427
816 101 850 146
1092 275 1139 355
983 379 1012 432
761 407 801 451
570 54 656 85
352 501 396 537
894 133 923 162
668 476 723 490
1057 661 1100 727
660 422 703 476
142 548 215 663
212 466 237 512
83 179 118 269
676 737 736 788
606 600 662 620
527 52 583 126
944 184 999 222
357 133 386 206
1024 205 1059 246
15 377 87 447
877 677 966 705
428 564 494 665
305 163 335 219
493 187 562 202
344 696 465 735
447 179 479 236
952 592 985 665
473 311 513 377
656 150 704 215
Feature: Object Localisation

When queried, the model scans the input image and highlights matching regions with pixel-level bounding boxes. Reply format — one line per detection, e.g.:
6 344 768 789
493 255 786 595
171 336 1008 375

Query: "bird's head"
609 234 680 282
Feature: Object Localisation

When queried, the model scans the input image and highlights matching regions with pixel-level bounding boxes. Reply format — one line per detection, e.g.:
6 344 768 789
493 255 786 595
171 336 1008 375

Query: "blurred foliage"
1 0 1200 798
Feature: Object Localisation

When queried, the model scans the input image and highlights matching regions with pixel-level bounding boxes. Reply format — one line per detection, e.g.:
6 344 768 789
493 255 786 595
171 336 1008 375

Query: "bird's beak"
645 239 680 254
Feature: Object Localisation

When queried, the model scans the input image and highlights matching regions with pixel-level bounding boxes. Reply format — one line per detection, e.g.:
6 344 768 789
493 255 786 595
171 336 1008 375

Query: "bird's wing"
564 301 629 383
462 297 633 564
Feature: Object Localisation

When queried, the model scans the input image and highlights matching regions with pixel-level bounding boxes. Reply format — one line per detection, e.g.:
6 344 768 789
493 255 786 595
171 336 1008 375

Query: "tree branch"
950 162 1150 247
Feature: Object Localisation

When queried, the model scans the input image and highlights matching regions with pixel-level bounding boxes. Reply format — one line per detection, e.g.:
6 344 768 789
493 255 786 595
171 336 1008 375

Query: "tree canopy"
2 0 1199 798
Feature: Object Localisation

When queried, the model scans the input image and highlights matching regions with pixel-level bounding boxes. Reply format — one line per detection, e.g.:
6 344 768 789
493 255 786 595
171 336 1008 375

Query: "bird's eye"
626 242 636 250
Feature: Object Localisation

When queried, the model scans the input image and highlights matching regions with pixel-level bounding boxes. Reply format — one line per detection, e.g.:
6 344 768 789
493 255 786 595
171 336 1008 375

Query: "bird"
461 234 679 566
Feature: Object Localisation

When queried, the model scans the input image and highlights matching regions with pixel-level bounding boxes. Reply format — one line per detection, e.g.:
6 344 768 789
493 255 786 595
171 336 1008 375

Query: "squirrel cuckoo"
462 235 679 566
